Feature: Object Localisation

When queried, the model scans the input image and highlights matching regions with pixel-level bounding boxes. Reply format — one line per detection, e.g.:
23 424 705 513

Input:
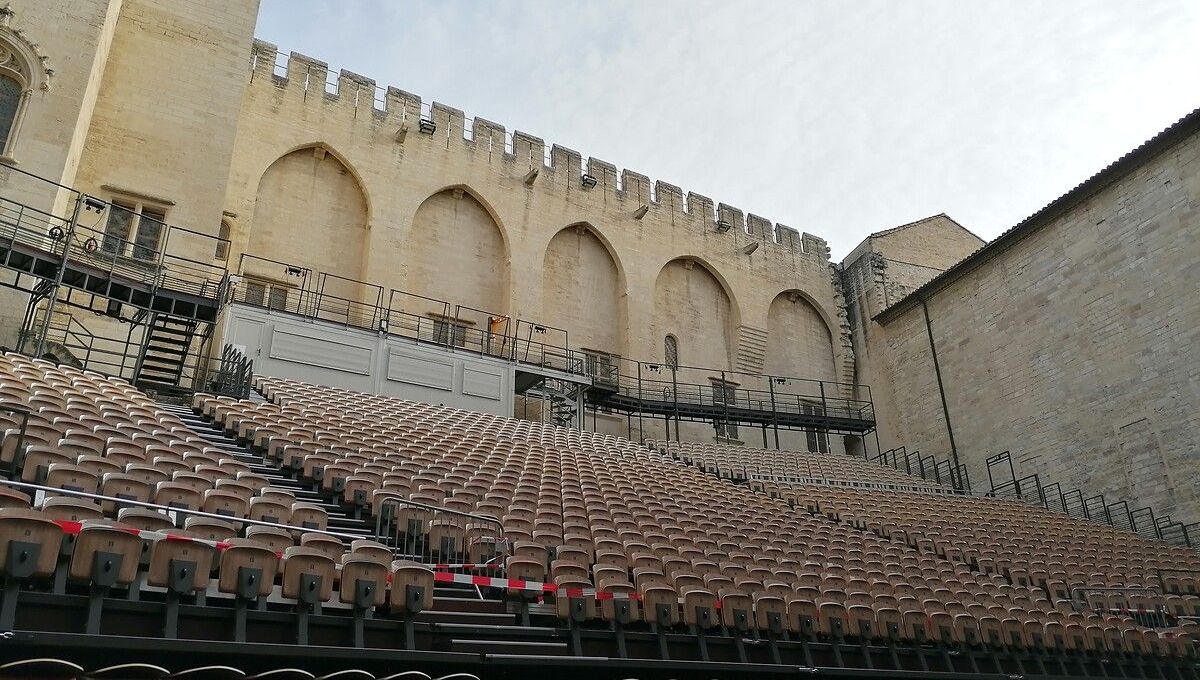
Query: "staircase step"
175 401 392 548
449 638 569 656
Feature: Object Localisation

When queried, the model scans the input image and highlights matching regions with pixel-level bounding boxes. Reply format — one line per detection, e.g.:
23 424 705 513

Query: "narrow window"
101 202 135 254
132 208 165 261
0 39 38 157
713 380 739 440
0 74 21 152
267 286 287 311
100 199 168 260
215 220 231 261
803 403 830 453
244 280 266 306
664 334 678 369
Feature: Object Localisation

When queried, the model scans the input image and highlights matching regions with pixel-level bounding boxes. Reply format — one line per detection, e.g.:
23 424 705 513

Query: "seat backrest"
0 508 64 578
40 496 104 521
217 538 279 597
183 517 237 541
389 561 435 613
641 584 678 625
245 525 294 552
68 525 142 585
147 532 215 591
349 539 392 565
281 546 335 601
299 532 345 561
291 504 328 530
338 556 388 607
116 507 175 531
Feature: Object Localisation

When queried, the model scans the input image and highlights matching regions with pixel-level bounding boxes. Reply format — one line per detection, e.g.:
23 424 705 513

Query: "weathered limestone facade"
844 119 1200 523
222 41 853 396
840 215 986 456
0 0 259 348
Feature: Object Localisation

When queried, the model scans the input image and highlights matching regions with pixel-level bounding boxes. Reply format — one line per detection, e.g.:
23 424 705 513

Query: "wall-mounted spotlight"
83 196 107 212
633 204 649 220
715 219 732 233
523 168 539 185
532 325 547 334
580 173 598 189
739 242 759 256
285 265 304 277
645 363 661 373
418 118 436 134
773 377 788 385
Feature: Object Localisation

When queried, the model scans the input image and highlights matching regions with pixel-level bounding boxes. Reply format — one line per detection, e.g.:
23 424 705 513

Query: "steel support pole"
34 194 85 359
921 298 960 472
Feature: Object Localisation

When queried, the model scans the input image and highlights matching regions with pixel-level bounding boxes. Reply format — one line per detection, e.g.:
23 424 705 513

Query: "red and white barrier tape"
51 520 652 604
52 519 273 555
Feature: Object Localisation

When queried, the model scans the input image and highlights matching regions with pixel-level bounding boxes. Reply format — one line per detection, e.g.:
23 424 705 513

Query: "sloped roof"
870 213 982 242
875 105 1200 324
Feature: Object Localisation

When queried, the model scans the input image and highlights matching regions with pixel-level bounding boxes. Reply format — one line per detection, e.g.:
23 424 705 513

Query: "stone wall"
221 39 855 448
871 126 1200 522
840 215 984 459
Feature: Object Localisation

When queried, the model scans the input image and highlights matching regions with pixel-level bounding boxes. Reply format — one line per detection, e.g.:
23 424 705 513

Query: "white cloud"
256 0 1200 259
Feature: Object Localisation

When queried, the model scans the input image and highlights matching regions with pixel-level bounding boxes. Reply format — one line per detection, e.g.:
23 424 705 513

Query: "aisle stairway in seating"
161 400 568 651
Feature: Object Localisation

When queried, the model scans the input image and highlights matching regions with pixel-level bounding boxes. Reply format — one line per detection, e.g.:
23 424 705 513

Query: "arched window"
0 39 35 158
664 334 678 369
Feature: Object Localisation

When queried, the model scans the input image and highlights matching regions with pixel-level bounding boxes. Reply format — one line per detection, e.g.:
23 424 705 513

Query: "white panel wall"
223 305 514 416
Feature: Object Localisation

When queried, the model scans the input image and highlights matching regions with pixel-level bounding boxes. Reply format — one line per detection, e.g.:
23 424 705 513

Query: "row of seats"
0 506 436 610
781 484 1200 608
0 353 443 630
194 376 1198 658
648 439 946 490
0 352 355 552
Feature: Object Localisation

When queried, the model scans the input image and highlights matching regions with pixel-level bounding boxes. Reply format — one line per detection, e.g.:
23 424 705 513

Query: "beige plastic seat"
218 537 280 599
155 482 202 510
0 508 64 579
0 486 31 509
299 532 345 561
349 539 392 564
282 546 336 604
389 560 435 614
68 525 141 590
183 516 238 541
291 504 328 531
245 525 294 552
338 555 388 609
147 530 215 593
641 584 678 626
249 496 292 525
117 507 176 531
40 496 104 521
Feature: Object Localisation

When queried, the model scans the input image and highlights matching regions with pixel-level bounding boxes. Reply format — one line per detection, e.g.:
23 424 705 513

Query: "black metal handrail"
204 343 254 398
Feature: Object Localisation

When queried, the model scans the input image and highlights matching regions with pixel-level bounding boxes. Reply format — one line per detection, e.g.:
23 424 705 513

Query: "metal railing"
202 343 254 399
374 495 506 570
981 451 1200 551
864 446 970 491
232 255 874 434
0 165 229 301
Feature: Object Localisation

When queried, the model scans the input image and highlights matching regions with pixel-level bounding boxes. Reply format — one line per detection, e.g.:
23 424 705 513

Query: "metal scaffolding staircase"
135 314 198 392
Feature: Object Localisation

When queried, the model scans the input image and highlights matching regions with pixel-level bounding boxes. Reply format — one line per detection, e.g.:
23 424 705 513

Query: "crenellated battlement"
249 39 827 261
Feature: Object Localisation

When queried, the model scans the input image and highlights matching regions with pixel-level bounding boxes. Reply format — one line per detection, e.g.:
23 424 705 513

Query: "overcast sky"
256 0 1200 260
